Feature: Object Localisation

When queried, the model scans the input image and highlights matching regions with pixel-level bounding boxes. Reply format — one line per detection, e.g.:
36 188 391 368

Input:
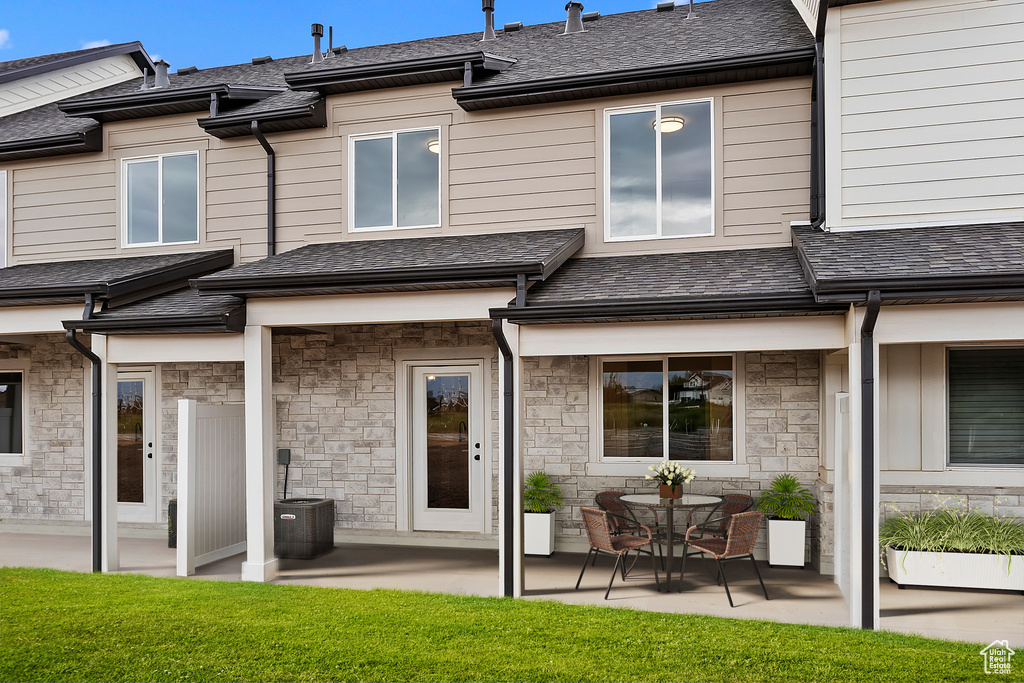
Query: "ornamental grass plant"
879 506 1024 558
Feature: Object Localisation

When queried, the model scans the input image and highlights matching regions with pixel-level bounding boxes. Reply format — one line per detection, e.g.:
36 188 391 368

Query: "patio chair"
576 506 660 599
595 491 664 572
686 494 754 539
680 510 769 607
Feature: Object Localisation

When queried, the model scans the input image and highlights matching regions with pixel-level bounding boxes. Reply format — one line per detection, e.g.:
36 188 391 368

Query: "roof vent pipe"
153 60 170 88
310 23 324 63
482 0 496 41
140 68 150 90
563 1 585 34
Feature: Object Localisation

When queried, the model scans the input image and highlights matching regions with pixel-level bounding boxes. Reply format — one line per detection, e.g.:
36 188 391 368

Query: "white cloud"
81 39 112 49
0 29 11 49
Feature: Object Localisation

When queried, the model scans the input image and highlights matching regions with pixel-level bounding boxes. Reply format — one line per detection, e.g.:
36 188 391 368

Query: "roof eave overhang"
62 307 245 335
193 229 584 297
0 250 235 308
59 85 286 122
196 266 547 298
453 48 815 111
197 99 327 138
491 293 844 324
285 52 516 95
0 127 102 162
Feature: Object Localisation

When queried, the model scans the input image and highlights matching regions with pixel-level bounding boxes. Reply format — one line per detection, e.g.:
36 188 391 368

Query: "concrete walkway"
1 531 1020 647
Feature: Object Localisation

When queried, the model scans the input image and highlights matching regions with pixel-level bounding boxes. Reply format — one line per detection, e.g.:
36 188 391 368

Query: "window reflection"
0 372 23 454
354 137 393 229
603 360 663 458
127 160 159 245
608 100 713 240
353 128 441 231
126 153 198 245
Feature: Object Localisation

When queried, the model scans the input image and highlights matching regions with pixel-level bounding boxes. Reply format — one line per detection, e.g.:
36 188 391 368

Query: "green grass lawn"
0 567 1007 683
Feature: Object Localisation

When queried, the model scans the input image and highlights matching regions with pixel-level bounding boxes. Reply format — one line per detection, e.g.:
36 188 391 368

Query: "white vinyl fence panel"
177 400 246 576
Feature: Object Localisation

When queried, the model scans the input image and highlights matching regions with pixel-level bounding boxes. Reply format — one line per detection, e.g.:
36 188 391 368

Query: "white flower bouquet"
645 461 696 486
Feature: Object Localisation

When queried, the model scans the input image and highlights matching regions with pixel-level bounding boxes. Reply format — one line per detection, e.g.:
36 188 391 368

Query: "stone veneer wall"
273 322 499 533
522 350 826 565
0 335 86 520
880 487 1024 525
158 362 245 523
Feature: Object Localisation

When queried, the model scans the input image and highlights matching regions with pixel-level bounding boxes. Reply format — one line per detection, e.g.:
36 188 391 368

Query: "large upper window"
602 356 733 461
606 99 713 241
124 152 199 245
948 348 1024 467
351 128 440 231
0 371 23 455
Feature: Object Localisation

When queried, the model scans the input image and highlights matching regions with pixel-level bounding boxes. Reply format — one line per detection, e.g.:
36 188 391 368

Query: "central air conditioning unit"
273 498 336 560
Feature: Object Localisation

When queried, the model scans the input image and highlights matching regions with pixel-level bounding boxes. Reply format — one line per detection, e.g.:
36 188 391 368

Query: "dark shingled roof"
0 250 234 307
0 102 99 146
194 229 585 296
496 246 846 322
293 0 811 87
793 222 1024 301
70 287 245 334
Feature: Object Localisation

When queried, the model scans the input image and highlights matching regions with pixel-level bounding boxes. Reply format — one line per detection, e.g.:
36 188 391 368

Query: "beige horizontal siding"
6 77 814 265
838 0 1024 227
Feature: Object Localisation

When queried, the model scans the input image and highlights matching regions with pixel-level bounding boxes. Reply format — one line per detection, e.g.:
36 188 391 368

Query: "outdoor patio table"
619 493 723 592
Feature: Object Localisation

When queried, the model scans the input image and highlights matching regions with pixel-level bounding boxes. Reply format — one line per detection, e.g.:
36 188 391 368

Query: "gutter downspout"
809 0 828 229
491 273 526 598
65 293 102 573
859 290 881 630
251 121 276 257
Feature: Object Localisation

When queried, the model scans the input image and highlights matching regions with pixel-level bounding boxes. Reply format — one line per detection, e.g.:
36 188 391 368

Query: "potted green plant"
756 474 816 567
523 471 564 556
880 505 1024 591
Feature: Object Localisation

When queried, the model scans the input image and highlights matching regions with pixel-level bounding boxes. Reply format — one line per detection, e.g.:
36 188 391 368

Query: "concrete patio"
1 530 1020 648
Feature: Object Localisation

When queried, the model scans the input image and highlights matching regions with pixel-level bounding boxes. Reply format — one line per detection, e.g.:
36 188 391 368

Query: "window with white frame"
601 355 733 461
0 371 23 456
948 348 1024 467
123 152 199 245
606 99 713 241
351 128 440 231
1 169 7 268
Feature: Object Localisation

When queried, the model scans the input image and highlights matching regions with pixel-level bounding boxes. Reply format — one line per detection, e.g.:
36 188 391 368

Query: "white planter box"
767 518 806 567
524 512 555 556
885 547 1024 591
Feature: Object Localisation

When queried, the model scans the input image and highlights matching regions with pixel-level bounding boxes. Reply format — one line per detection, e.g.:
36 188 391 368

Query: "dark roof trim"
285 52 516 95
0 250 235 306
64 307 245 335
492 293 846 324
453 48 816 111
0 42 154 86
198 99 327 139
0 127 102 162
59 85 286 122
194 229 584 297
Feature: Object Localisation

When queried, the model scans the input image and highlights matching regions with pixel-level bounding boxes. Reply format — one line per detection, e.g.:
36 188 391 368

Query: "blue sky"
0 0 679 69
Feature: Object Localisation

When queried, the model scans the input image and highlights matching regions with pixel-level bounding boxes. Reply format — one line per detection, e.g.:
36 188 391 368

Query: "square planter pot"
524 512 555 556
767 518 806 567
885 547 1024 592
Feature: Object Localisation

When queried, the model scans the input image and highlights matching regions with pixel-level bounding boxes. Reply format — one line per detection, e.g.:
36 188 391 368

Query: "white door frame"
116 368 158 523
395 347 493 534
